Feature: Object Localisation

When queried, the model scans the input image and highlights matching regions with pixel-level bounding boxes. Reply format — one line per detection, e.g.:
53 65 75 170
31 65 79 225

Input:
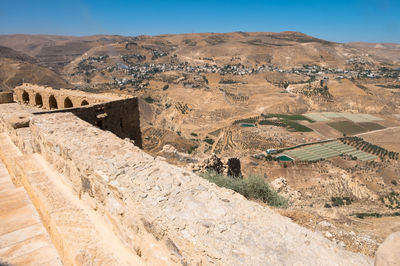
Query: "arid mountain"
0 34 128 71
346 42 400 66
0 32 398 72
0 45 70 90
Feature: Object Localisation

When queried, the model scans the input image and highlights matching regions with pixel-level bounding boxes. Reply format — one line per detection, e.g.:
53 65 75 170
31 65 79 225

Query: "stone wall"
71 98 143 148
14 83 122 109
0 92 13 104
27 112 372 265
31 97 142 148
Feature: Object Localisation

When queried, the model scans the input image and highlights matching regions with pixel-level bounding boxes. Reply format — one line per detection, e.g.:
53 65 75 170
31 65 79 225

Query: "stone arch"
49 95 58 109
64 97 73 108
81 100 89 106
35 93 43 107
22 91 29 104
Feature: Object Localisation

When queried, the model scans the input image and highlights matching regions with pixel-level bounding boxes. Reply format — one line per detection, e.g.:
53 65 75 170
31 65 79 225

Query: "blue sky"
0 0 399 43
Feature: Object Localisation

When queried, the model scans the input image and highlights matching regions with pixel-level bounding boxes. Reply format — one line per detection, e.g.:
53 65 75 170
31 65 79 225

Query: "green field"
283 141 377 162
283 120 313 132
262 113 314 123
327 121 367 135
235 114 314 132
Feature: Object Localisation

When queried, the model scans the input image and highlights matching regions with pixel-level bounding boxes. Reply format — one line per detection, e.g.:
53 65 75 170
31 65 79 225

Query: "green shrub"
190 132 198 137
233 117 259 125
283 120 313 132
265 155 273 161
188 145 198 154
144 96 155 103
354 212 382 219
331 196 352 207
203 136 215 145
219 79 238 84
162 84 169 90
352 212 400 219
200 171 288 208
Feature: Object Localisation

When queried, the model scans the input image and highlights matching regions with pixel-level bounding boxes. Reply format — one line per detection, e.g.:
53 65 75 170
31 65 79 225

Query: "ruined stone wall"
70 98 142 148
26 112 372 265
14 83 122 109
31 97 142 148
0 92 13 104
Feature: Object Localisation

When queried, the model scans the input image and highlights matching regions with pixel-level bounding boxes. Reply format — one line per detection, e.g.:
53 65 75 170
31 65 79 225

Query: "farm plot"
321 112 343 118
283 141 376 161
284 144 341 161
304 112 383 122
339 113 372 123
327 120 386 135
327 121 367 135
236 114 314 132
304 113 331 122
358 122 385 131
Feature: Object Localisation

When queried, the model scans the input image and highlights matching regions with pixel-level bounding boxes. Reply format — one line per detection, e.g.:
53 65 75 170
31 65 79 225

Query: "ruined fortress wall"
33 98 143 148
71 98 142 148
14 83 122 109
26 112 372 265
13 83 143 147
0 92 13 104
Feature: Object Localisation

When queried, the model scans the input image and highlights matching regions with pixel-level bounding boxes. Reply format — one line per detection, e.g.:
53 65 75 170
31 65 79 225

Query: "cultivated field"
327 121 370 135
304 112 383 123
283 141 377 161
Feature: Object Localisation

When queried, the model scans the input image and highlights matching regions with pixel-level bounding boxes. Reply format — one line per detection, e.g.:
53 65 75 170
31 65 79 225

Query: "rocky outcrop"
160 144 197 163
271 177 301 202
195 154 242 177
7 115 30 129
197 153 224 174
375 232 400 266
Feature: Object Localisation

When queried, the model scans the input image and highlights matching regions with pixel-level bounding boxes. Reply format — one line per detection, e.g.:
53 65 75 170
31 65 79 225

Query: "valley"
0 31 399 258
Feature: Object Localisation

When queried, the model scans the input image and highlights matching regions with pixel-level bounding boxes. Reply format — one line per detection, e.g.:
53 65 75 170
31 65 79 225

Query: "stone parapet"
14 83 124 109
28 112 372 265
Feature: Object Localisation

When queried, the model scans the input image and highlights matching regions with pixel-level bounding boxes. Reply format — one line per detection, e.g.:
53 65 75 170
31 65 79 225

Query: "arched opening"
49 95 58 109
35 93 43 107
22 91 29 104
81 100 89 106
64 97 73 108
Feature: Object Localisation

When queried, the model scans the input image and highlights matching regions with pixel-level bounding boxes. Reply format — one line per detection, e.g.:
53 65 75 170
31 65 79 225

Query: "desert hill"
0 45 70 90
0 32 398 71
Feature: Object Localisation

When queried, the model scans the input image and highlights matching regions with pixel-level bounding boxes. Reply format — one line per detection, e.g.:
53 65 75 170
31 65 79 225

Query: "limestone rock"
160 144 197 163
375 232 400 266
7 115 30 129
199 153 224 173
271 177 301 201
3 112 374 265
